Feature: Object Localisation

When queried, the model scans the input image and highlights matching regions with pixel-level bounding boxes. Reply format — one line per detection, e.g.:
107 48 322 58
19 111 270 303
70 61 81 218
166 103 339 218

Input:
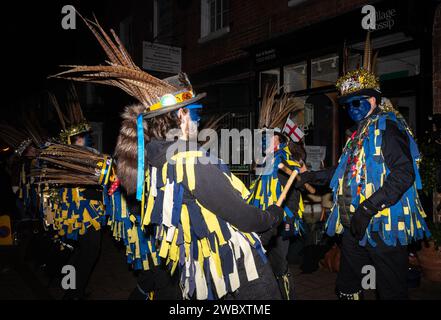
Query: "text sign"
142 42 181 74
305 146 326 171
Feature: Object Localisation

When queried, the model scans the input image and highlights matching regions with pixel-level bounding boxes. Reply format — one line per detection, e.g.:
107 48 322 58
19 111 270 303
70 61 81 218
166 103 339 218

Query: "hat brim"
143 93 207 119
338 88 381 104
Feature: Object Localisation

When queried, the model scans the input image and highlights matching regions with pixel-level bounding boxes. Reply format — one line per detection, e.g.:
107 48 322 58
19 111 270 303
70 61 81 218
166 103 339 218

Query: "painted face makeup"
342 96 371 122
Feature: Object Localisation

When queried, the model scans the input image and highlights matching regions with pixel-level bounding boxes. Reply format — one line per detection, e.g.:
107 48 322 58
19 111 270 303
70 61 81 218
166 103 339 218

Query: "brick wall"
173 0 377 75
434 3 441 114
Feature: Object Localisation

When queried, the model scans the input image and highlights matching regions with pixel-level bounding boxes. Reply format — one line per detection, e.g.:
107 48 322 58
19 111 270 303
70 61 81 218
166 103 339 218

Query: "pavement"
1 229 440 300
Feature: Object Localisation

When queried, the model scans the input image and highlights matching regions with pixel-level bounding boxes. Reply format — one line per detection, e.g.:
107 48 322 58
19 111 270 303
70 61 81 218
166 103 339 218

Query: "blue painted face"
343 96 372 122
178 104 203 123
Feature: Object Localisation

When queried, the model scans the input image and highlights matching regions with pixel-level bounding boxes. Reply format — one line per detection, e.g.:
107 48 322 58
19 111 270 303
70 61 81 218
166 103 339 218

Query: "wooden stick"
278 163 316 194
276 169 299 206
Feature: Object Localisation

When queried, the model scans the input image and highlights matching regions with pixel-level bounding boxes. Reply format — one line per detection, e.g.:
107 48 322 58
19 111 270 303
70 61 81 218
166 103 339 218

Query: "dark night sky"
1 1 131 153
2 1 108 108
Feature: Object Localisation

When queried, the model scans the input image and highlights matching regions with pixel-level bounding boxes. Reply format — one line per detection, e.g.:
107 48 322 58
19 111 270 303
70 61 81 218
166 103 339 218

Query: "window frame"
199 0 230 43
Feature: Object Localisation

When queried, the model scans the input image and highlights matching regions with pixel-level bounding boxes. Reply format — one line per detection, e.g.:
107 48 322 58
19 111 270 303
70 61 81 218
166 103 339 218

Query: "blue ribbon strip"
136 114 145 201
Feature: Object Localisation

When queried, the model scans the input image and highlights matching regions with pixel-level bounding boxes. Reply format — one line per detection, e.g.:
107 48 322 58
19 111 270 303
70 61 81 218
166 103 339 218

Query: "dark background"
2 1 132 153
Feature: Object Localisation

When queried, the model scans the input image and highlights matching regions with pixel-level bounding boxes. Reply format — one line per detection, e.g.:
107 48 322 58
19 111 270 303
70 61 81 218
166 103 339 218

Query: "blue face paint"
344 96 371 122
183 104 203 123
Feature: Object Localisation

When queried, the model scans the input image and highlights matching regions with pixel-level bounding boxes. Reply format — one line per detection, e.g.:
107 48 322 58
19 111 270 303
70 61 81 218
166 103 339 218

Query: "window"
311 54 339 88
388 95 417 134
200 0 230 42
284 61 307 92
376 49 420 81
153 0 173 42
303 94 335 168
259 68 280 97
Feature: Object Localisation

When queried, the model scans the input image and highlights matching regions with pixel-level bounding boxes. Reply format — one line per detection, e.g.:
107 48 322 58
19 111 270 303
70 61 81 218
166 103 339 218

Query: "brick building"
72 0 439 168
71 0 435 189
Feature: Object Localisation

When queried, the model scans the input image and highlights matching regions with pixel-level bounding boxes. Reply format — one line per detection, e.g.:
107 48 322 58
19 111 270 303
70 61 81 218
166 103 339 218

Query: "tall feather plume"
18 104 47 147
269 96 304 129
48 83 87 134
0 101 49 151
258 85 304 129
363 32 372 72
371 51 379 75
66 83 85 125
48 92 67 130
258 85 278 129
32 143 110 185
50 14 176 109
22 117 42 146
0 124 29 149
342 41 349 75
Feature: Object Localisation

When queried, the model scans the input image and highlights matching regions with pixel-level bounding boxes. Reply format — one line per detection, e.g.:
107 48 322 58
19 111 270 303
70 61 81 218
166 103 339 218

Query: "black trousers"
336 229 408 300
129 267 181 300
266 235 290 277
226 248 282 300
64 228 102 299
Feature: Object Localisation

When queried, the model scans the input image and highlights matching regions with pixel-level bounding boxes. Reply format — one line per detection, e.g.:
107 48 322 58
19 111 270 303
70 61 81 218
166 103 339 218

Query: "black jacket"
146 139 279 233
301 109 415 213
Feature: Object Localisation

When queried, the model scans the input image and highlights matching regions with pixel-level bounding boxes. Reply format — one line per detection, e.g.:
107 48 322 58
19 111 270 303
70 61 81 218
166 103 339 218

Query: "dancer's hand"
259 227 278 246
350 201 377 241
265 204 284 228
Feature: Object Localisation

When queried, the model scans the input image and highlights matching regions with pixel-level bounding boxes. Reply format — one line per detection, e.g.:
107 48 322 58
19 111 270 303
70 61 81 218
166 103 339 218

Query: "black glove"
350 201 377 241
258 205 283 246
295 171 315 188
265 204 284 228
259 227 278 246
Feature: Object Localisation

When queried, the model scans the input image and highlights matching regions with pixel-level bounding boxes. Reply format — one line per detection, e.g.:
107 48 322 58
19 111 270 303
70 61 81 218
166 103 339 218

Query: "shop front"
248 0 437 168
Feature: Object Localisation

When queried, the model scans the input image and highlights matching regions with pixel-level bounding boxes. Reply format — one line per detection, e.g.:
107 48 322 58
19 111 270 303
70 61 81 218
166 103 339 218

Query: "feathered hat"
50 14 206 197
31 142 113 187
48 84 91 144
336 32 380 103
0 124 33 156
50 15 205 119
0 105 48 156
258 85 304 131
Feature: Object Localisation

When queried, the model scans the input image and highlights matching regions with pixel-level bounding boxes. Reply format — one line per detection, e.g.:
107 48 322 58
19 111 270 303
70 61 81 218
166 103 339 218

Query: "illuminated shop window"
311 54 339 88
284 61 307 92
376 49 420 81
259 68 280 97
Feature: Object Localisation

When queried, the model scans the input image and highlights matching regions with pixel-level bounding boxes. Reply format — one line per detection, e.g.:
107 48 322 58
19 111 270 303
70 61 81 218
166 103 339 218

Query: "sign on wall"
305 145 327 171
142 41 182 74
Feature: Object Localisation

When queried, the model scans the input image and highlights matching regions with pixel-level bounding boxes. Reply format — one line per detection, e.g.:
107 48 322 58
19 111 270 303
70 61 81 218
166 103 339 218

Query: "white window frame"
199 0 230 43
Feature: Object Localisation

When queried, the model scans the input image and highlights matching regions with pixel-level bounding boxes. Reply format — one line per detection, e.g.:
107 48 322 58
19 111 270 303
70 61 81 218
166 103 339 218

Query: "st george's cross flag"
283 117 304 142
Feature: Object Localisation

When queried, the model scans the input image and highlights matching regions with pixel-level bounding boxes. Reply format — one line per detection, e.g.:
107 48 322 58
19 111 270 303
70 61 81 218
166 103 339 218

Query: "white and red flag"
282 117 304 142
